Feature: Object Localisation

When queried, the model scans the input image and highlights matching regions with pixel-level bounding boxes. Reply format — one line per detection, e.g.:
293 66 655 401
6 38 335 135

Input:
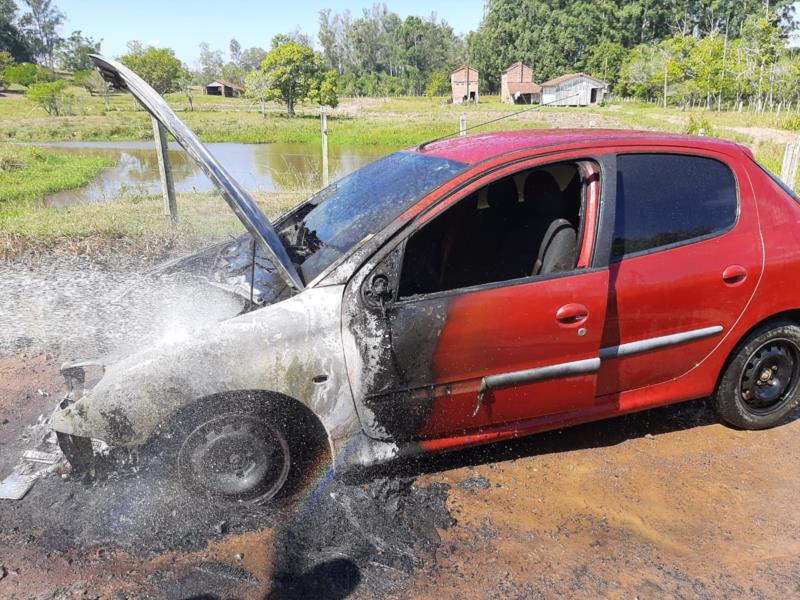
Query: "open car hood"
89 54 304 292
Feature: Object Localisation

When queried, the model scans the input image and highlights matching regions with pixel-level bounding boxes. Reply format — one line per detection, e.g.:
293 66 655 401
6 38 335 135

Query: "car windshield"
278 151 468 283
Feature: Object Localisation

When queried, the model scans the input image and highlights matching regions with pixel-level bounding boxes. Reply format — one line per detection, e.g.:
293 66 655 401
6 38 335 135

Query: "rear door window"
612 153 738 260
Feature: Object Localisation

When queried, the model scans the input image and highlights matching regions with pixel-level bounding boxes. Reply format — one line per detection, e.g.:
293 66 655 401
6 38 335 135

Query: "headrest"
487 177 518 211
524 170 563 218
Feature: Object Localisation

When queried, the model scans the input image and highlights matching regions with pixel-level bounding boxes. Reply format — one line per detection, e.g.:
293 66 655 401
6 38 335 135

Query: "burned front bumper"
51 359 107 471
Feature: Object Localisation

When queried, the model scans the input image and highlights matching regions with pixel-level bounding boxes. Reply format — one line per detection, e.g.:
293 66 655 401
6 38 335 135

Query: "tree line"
468 0 800 112
3 0 800 116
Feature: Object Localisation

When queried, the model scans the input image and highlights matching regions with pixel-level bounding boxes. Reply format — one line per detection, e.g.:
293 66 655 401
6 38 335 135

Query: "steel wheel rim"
739 338 800 416
179 413 290 502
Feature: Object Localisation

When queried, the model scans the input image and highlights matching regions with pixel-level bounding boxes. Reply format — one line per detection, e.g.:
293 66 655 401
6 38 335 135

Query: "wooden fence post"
152 117 177 224
781 141 800 192
321 110 329 188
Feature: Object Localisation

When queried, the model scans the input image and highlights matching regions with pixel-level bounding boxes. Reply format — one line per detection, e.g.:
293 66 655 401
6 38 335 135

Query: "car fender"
50 286 362 453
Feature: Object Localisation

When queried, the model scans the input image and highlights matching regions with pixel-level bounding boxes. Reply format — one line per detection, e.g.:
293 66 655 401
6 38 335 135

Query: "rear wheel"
177 407 292 504
713 321 800 429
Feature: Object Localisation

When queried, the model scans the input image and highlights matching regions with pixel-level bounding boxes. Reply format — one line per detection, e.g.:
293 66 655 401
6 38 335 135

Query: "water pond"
34 141 398 207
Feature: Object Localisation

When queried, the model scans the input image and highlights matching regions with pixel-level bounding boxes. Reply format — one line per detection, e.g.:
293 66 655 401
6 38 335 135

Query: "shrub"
75 69 109 96
685 114 714 136
781 115 800 132
4 63 54 87
426 70 451 97
26 80 73 116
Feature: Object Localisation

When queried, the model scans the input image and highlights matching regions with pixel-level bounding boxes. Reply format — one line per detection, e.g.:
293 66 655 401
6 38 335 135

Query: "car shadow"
265 558 361 600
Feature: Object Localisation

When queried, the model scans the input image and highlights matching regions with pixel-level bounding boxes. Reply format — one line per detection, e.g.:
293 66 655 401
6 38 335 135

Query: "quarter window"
612 154 737 260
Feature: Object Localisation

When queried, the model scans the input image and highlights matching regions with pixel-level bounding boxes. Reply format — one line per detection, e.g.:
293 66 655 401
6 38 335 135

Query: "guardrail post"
152 116 177 224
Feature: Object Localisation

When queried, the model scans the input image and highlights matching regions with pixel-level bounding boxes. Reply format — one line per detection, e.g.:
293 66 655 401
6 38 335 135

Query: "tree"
0 0 33 61
197 41 223 83
318 5 465 96
4 60 50 85
688 33 725 107
319 8 353 72
260 37 338 116
19 0 63 69
244 68 269 116
57 29 100 72
309 69 339 108
220 61 244 85
26 78 70 114
229 38 241 64
0 48 12 85
120 46 186 94
178 71 194 111
465 0 797 93
238 46 267 72
426 69 450 96
583 41 628 91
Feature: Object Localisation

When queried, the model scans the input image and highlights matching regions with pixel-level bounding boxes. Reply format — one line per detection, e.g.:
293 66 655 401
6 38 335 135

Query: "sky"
57 0 487 67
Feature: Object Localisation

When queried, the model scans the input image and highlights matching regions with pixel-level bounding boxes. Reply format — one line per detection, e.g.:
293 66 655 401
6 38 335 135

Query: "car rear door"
595 148 763 398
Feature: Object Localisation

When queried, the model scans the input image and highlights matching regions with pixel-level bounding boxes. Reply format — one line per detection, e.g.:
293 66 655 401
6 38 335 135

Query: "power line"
417 92 581 150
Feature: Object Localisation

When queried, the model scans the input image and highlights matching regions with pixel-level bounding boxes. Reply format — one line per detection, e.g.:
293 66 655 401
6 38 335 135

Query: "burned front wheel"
177 411 291 504
713 321 800 430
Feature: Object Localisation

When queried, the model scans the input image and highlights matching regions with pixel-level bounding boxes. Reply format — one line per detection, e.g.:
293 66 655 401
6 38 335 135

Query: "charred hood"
89 54 305 293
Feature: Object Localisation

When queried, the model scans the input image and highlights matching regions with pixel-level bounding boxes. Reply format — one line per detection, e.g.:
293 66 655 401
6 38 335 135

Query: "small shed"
205 79 244 97
501 61 541 104
540 73 606 106
451 65 479 104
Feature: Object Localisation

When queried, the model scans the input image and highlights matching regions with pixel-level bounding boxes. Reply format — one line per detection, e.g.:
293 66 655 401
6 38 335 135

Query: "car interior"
398 162 590 298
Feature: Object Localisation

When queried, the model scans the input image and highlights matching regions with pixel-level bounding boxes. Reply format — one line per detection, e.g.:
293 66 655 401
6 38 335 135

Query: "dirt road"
1 261 800 599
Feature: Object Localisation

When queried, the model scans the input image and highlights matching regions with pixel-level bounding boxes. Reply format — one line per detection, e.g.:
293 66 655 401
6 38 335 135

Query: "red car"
52 56 800 503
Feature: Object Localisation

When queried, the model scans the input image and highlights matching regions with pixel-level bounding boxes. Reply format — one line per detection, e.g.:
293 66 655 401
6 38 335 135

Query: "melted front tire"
56 432 94 475
177 408 292 504
713 321 800 430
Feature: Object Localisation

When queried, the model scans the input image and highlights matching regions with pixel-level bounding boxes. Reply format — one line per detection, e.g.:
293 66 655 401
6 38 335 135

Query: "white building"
540 73 607 106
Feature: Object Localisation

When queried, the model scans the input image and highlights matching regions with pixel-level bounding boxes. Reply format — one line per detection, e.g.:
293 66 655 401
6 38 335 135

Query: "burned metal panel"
50 286 363 459
341 241 453 442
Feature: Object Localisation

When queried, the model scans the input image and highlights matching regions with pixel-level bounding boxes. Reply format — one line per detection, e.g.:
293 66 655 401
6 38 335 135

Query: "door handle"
556 303 589 327
722 265 748 286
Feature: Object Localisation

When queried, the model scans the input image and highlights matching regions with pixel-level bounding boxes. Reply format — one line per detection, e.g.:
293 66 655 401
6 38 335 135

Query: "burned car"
52 55 800 503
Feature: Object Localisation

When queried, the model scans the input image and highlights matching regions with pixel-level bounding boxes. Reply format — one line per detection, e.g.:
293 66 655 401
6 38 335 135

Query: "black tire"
174 400 295 504
713 320 800 430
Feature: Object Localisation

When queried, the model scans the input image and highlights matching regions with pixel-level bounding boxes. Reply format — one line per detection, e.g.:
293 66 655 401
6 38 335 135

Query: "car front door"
342 155 612 441
596 148 763 398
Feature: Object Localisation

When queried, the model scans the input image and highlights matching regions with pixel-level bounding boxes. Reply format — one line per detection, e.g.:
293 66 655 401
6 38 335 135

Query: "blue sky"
58 1 487 67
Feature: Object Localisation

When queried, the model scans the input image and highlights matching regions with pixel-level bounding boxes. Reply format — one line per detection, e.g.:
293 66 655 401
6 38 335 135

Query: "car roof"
416 129 747 165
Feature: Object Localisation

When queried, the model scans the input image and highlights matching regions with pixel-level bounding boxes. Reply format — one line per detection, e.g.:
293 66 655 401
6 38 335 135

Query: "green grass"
0 189 306 262
0 145 113 210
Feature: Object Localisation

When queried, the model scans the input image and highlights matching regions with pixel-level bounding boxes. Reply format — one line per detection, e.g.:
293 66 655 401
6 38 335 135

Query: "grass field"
3 83 799 145
0 189 305 263
2 82 799 260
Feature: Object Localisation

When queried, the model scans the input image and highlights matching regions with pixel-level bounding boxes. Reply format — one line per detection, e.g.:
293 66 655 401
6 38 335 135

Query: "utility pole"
152 117 177 224
321 109 329 187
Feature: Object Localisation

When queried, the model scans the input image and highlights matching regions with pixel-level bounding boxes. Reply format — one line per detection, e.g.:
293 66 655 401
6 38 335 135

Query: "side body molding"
88 54 304 292
479 326 724 397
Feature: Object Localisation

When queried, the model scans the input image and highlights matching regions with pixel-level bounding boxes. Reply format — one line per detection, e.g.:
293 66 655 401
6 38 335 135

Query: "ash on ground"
0 458 455 598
